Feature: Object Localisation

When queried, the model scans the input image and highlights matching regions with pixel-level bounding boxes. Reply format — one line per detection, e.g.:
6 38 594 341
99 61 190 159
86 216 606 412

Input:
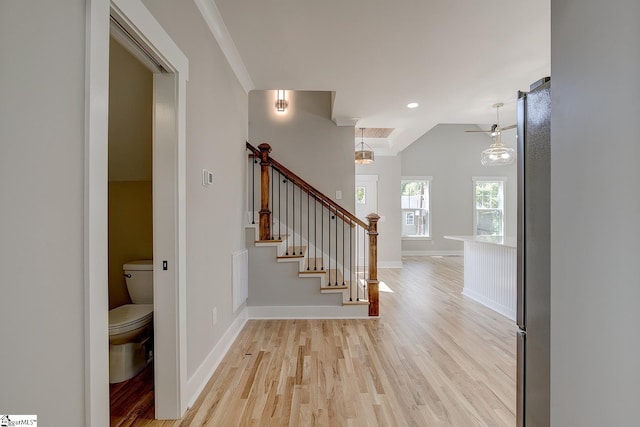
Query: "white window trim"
405 211 415 225
401 176 432 240
355 186 366 204
472 176 506 236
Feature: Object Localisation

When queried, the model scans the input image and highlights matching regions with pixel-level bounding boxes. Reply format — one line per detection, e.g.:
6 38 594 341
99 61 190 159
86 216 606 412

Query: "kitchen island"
444 235 517 320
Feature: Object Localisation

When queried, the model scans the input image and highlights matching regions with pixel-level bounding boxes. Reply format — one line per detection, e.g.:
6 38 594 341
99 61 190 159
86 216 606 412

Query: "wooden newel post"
366 213 380 316
258 143 272 240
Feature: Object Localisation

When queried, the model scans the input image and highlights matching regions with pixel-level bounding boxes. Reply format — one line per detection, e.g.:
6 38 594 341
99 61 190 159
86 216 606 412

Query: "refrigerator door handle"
516 93 526 329
517 329 526 427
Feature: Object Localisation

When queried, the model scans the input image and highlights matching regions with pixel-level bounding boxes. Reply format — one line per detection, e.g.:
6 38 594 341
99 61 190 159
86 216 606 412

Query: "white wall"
249 90 355 211
550 0 640 425
400 124 517 254
141 0 249 379
356 156 402 267
0 1 87 424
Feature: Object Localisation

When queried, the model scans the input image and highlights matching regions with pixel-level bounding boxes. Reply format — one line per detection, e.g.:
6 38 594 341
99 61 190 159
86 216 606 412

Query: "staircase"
246 142 380 317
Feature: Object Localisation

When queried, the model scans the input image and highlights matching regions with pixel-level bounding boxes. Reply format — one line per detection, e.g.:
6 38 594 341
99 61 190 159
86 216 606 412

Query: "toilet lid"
109 304 153 330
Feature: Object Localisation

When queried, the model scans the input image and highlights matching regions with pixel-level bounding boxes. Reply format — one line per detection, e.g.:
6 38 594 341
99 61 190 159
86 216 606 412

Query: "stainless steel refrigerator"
516 77 551 427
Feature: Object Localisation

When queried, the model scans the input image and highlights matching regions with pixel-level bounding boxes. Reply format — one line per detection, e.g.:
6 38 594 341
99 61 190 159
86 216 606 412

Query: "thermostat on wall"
202 169 213 186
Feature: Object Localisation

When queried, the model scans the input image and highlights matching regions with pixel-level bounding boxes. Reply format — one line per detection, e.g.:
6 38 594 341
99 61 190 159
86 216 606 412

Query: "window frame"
401 176 432 240
472 176 506 237
355 186 366 204
405 211 415 225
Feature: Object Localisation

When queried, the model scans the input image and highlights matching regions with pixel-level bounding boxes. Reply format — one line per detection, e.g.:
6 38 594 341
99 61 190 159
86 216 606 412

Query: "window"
473 177 505 236
355 186 366 204
405 212 414 225
401 177 431 238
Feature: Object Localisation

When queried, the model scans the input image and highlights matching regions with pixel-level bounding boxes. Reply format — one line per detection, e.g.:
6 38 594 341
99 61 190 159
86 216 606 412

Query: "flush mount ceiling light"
355 128 374 164
275 89 288 112
407 102 419 109
475 103 516 166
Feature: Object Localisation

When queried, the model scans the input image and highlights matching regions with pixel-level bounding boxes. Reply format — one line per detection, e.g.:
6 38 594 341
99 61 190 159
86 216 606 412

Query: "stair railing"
247 142 379 316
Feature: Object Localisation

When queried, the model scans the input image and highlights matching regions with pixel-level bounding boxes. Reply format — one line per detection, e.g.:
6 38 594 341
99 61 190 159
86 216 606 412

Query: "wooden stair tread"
255 234 289 244
299 257 325 274
321 281 349 290
255 239 283 244
277 246 307 259
326 268 343 284
343 299 370 306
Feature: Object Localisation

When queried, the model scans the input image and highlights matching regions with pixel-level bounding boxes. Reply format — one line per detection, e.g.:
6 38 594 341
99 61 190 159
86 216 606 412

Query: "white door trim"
85 1 111 425
85 0 189 424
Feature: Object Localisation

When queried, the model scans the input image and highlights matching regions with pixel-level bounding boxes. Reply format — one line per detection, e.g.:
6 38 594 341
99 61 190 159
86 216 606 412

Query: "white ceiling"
212 0 550 154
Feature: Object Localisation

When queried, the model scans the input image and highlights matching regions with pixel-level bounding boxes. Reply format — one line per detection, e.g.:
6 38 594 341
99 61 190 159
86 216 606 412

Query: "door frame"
85 0 189 424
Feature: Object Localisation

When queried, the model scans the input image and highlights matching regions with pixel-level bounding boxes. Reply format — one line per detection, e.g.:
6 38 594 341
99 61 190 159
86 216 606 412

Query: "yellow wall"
108 181 153 309
108 38 153 309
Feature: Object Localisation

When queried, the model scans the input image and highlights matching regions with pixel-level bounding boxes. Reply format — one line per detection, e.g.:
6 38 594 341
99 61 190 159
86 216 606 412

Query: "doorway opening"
107 34 155 422
107 4 188 420
85 1 189 424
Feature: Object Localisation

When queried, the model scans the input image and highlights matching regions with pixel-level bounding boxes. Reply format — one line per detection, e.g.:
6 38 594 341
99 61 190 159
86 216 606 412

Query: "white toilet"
109 260 154 384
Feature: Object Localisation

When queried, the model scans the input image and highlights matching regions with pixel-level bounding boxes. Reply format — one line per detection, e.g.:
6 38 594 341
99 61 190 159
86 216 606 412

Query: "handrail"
247 141 368 229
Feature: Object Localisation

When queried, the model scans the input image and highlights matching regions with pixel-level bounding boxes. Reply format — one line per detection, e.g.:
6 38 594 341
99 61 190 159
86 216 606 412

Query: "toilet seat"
109 304 153 336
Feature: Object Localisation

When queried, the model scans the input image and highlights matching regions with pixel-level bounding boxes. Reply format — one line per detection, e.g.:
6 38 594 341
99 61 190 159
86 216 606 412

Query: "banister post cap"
366 213 380 222
257 143 272 153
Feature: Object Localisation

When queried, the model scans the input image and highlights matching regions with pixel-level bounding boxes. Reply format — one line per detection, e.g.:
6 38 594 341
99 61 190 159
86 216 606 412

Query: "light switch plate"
202 169 213 186
335 190 342 200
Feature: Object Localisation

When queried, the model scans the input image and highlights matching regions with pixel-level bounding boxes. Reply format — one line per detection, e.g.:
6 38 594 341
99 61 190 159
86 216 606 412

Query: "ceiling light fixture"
407 102 419 109
480 103 515 166
275 89 288 112
355 128 374 164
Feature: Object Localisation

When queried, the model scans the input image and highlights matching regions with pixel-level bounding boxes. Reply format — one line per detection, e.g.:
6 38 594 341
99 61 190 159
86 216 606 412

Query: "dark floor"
110 363 155 427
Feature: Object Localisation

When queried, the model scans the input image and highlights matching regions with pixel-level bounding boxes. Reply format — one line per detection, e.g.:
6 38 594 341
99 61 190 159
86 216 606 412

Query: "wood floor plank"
114 256 515 426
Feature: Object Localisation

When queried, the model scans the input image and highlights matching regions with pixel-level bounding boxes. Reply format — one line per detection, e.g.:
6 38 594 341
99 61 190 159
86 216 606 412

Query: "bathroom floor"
110 363 154 426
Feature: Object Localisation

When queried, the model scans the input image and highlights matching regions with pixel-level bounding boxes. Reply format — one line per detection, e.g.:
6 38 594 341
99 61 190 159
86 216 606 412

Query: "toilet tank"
123 260 153 304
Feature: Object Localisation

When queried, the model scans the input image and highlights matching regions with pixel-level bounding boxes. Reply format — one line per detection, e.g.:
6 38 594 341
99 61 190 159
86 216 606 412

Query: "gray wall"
550 0 640 425
142 0 249 379
356 156 403 267
249 90 355 212
0 1 86 424
245 229 343 307
0 0 249 421
400 124 517 254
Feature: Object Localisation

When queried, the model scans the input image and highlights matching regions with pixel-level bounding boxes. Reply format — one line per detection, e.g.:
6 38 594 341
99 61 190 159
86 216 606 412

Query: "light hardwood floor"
115 256 516 426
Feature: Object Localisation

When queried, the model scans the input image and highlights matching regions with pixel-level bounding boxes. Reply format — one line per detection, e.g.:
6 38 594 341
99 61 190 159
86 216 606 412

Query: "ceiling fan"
465 103 516 136
467 103 516 166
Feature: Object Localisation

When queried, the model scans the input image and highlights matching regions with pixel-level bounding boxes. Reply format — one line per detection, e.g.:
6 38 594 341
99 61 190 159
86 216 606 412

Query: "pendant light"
481 132 515 166
480 103 515 166
355 128 374 164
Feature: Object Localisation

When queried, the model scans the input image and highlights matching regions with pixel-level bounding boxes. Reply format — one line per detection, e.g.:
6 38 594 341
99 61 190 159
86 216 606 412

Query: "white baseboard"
248 305 372 319
185 306 248 408
401 250 463 257
378 261 403 268
462 289 515 321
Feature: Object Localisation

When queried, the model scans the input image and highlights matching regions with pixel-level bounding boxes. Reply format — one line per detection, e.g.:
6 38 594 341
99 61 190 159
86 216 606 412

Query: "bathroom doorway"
85 1 190 423
107 33 154 421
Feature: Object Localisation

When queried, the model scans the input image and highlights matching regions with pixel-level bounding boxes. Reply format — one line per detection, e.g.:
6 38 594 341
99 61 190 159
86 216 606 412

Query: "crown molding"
194 0 254 93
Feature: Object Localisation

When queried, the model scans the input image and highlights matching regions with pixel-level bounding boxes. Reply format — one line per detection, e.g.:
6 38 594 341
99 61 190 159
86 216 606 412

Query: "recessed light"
407 102 419 109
